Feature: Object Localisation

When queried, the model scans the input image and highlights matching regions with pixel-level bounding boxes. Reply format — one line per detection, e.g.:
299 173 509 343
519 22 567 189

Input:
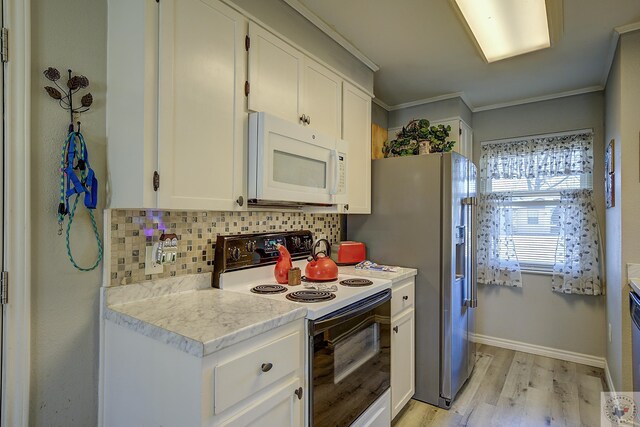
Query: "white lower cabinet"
391 278 416 420
102 319 304 427
219 378 303 427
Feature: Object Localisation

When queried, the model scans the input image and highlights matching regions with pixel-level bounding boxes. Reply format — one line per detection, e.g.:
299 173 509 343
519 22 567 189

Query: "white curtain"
477 192 523 287
551 189 603 295
478 130 602 294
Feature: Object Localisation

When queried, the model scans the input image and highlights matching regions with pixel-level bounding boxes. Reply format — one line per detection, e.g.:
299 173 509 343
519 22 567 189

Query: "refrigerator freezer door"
441 153 471 405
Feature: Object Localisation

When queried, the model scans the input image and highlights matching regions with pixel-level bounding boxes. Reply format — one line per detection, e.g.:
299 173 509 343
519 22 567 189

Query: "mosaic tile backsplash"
108 210 341 286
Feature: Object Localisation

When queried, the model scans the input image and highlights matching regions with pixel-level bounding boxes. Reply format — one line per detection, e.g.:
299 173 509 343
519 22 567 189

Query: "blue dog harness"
58 128 102 271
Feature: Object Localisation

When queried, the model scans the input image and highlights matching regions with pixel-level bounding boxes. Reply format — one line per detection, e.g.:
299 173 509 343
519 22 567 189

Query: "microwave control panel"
337 152 346 195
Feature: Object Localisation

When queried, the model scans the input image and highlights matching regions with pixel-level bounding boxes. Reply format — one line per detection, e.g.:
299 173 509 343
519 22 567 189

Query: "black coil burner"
286 290 336 303
301 276 337 283
339 278 374 287
250 284 288 294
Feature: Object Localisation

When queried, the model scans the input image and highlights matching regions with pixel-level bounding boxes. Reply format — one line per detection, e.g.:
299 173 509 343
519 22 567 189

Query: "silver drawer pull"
393 326 399 333
261 363 273 373
402 295 409 301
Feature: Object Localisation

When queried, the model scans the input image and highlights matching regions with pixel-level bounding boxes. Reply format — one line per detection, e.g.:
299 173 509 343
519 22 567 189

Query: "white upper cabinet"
301 59 342 138
107 0 372 213
342 82 372 214
107 0 247 210
158 0 247 211
248 23 342 138
248 23 303 125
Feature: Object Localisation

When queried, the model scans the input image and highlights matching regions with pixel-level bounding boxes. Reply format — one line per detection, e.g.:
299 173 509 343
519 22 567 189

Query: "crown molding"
372 97 391 111
281 0 379 72
387 92 468 111
472 85 603 112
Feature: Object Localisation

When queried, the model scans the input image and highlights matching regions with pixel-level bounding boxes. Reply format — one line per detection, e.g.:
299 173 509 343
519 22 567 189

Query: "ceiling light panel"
454 0 551 62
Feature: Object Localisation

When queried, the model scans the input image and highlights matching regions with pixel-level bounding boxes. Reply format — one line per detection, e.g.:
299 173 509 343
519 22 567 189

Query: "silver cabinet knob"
393 326 399 333
261 363 273 372
403 295 409 301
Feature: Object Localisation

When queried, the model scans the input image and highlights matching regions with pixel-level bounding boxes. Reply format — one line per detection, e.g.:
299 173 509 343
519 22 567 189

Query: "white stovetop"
219 260 392 320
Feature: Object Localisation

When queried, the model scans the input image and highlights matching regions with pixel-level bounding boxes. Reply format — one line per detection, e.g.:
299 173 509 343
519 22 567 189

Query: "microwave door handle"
330 149 339 195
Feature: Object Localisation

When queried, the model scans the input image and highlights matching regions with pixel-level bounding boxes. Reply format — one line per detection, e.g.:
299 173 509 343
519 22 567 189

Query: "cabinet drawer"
214 331 302 414
391 279 415 317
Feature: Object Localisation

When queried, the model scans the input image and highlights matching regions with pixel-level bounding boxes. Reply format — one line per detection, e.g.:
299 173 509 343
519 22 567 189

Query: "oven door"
248 112 346 205
309 289 391 427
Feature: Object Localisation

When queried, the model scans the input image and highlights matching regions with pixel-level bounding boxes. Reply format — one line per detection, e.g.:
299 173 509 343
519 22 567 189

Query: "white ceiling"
293 0 640 110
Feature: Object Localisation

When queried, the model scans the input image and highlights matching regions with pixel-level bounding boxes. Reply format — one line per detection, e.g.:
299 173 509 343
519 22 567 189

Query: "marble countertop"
339 265 417 284
629 278 640 296
104 275 307 358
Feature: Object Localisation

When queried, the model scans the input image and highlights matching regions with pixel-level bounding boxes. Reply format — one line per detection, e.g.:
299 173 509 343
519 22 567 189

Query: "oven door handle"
311 289 391 334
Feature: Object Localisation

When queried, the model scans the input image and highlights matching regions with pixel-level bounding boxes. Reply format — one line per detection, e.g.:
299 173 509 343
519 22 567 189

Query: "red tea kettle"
305 239 338 281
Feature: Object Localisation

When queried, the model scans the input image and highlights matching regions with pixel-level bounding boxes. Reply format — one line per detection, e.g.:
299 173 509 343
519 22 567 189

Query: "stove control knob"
292 236 301 248
230 247 241 261
245 241 256 252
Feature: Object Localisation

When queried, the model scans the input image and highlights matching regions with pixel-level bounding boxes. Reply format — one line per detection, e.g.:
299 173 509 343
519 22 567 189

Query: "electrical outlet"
609 323 612 343
145 245 164 275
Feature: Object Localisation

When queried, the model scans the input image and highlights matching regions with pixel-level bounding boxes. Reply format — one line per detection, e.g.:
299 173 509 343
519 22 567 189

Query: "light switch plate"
145 246 163 275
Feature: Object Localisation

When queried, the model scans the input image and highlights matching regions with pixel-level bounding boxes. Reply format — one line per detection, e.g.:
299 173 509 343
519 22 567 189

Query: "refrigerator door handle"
469 198 478 308
462 197 478 308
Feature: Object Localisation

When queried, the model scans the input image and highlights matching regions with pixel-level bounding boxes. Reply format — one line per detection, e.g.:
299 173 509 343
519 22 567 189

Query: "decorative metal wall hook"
43 67 93 132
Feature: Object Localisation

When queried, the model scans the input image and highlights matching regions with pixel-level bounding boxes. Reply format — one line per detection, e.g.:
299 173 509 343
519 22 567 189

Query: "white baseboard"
604 360 616 394
470 333 606 369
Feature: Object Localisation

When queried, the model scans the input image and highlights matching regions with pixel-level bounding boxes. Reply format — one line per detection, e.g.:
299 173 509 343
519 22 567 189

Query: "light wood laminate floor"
392 344 607 427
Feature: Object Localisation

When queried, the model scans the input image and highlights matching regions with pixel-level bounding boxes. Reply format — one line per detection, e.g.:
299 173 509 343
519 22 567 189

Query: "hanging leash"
45 67 102 272
57 123 103 271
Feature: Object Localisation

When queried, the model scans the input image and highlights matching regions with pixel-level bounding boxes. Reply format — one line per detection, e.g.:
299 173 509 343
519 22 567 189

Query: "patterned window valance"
480 132 593 181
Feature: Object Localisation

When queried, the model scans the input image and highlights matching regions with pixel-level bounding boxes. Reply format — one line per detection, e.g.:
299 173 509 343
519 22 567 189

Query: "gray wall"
605 36 623 391
30 0 107 424
228 0 373 93
371 102 389 128
473 92 607 358
604 31 640 392
388 97 472 128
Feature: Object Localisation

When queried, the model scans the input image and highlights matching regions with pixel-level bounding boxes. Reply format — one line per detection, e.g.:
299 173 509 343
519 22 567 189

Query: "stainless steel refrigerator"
347 152 477 409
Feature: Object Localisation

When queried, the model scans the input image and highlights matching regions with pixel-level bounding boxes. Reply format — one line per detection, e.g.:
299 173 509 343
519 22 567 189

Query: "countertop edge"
629 278 640 296
202 307 307 355
104 306 205 357
105 296 308 357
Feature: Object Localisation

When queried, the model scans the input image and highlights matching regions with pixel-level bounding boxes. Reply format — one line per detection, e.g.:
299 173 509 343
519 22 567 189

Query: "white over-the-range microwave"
248 111 348 208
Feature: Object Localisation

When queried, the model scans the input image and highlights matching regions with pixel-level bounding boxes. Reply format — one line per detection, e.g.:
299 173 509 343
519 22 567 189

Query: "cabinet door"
342 82 372 214
460 120 473 161
391 308 415 419
302 58 342 137
219 378 303 427
248 22 303 124
158 0 246 210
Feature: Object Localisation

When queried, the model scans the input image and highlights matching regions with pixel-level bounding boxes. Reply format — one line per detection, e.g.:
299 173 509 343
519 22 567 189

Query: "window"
477 129 603 295
487 172 592 272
